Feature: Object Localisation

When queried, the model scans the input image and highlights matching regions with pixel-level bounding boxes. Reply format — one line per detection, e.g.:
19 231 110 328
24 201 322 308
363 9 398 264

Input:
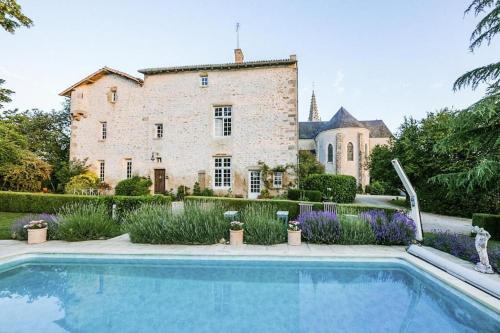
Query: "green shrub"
302 174 357 203
185 196 398 219
368 181 385 195
0 191 171 215
338 216 376 245
56 203 121 241
241 204 286 245
64 172 99 194
185 196 301 218
287 189 322 202
124 202 227 244
473 213 500 241
114 176 152 196
176 185 190 201
101 195 170 221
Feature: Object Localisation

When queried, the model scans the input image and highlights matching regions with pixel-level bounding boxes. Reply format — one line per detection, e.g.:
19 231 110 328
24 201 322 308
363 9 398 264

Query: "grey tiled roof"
299 107 392 139
299 121 324 139
138 59 297 75
319 107 365 131
359 120 393 138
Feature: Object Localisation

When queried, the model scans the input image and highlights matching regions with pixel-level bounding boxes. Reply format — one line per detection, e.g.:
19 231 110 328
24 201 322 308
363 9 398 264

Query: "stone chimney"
234 48 244 63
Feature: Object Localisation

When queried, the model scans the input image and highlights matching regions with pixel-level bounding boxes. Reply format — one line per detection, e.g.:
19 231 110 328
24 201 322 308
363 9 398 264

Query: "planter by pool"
0 255 498 332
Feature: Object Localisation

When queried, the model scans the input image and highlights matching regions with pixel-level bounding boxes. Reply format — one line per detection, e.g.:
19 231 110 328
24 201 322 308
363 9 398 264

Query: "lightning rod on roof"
236 22 240 49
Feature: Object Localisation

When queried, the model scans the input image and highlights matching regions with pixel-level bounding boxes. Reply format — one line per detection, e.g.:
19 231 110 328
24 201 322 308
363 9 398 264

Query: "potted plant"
288 220 301 246
230 221 244 246
24 220 48 244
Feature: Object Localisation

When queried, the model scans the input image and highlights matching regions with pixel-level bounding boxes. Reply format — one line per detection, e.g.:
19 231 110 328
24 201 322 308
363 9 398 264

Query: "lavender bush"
361 210 416 245
423 231 500 273
298 211 341 244
11 213 59 240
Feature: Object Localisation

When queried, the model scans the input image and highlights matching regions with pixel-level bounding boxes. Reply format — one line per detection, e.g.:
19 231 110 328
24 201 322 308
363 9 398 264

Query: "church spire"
308 90 321 121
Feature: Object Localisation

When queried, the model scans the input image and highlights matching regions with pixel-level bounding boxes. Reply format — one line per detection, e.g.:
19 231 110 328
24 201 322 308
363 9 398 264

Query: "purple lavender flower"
298 211 341 244
361 210 416 245
424 230 499 273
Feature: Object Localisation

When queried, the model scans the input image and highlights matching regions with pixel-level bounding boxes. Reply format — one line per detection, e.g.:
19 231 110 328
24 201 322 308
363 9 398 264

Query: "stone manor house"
60 49 390 198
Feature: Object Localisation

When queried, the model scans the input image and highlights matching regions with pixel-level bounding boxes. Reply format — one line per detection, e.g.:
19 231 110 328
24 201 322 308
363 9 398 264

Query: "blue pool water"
0 256 498 333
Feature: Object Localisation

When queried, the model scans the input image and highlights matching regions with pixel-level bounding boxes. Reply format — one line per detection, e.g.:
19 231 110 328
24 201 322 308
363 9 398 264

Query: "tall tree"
1 100 71 191
453 0 500 95
0 0 33 108
0 0 33 33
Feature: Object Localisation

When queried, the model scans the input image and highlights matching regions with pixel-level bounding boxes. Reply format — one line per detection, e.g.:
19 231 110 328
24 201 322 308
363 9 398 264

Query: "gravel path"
355 194 472 235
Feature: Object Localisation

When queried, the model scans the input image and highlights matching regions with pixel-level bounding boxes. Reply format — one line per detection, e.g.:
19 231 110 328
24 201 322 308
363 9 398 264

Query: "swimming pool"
0 255 498 333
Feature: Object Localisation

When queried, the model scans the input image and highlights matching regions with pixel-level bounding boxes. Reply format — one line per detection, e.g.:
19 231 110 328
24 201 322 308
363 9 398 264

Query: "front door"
248 170 261 199
154 169 166 194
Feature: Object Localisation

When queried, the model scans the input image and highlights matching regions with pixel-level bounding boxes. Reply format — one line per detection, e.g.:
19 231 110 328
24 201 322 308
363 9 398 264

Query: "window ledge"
98 139 106 143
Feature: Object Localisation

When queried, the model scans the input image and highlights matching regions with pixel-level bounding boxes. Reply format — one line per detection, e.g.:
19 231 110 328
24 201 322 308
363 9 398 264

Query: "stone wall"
69 64 298 197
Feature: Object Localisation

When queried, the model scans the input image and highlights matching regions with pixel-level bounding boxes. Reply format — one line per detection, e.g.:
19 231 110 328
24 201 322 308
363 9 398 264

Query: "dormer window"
109 87 117 103
200 75 208 87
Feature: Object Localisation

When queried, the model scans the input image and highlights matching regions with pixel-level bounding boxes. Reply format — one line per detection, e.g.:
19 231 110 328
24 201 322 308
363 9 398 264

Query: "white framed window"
100 122 107 140
155 123 163 138
99 161 105 182
126 159 132 179
273 172 283 188
200 75 208 87
214 106 232 137
214 157 231 188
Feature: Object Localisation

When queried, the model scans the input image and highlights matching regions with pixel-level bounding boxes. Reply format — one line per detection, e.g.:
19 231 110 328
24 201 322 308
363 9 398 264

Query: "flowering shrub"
230 221 244 231
288 221 300 231
298 211 341 244
11 213 59 240
360 210 416 245
423 231 500 273
23 220 47 230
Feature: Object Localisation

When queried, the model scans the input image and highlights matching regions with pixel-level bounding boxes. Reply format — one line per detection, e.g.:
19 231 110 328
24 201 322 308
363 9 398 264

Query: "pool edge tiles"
0 252 499 314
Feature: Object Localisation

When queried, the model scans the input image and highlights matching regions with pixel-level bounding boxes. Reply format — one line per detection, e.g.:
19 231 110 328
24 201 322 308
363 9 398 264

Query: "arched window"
327 144 333 162
347 142 354 161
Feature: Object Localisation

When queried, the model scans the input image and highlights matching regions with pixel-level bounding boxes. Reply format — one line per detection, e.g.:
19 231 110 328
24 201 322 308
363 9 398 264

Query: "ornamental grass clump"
338 216 376 245
298 211 341 244
423 231 500 273
11 213 59 240
241 204 286 245
124 202 227 244
56 203 121 241
361 210 416 245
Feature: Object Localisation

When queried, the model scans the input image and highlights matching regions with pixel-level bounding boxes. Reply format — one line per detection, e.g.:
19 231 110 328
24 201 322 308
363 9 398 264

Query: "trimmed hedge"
287 189 322 202
473 213 500 241
302 174 357 203
0 191 171 217
185 196 398 219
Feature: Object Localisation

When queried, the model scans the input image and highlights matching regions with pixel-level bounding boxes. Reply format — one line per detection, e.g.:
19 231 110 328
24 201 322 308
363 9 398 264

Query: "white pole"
391 159 423 241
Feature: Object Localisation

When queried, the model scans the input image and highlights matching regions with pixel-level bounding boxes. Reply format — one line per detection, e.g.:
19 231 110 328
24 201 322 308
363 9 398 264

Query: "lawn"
0 212 25 239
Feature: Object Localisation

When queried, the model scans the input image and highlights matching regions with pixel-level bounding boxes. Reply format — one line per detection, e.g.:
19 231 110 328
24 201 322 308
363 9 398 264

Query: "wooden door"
154 169 166 194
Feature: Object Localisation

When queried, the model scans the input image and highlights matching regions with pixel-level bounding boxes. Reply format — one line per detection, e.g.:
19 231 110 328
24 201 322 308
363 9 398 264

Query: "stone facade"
298 102 391 188
61 54 298 198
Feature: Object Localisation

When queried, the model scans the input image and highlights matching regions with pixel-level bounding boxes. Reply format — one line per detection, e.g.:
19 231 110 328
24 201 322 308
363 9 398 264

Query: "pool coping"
0 238 499 312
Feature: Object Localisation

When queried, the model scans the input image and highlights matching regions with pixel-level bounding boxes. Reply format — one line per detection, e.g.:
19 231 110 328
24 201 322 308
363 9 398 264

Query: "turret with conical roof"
308 90 321 121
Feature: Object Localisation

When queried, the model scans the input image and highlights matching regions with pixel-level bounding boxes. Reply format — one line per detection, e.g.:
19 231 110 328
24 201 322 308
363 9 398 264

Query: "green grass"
391 198 410 208
0 212 25 239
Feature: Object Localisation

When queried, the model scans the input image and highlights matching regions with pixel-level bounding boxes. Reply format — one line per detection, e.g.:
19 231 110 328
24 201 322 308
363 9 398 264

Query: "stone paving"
355 194 473 234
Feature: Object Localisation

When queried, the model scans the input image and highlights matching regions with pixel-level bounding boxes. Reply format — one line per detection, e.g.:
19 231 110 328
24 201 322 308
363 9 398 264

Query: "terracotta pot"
28 227 47 244
288 230 301 246
230 229 244 246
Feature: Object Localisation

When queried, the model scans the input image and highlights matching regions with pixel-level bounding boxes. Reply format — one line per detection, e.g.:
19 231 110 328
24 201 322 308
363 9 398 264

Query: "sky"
1 0 498 132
